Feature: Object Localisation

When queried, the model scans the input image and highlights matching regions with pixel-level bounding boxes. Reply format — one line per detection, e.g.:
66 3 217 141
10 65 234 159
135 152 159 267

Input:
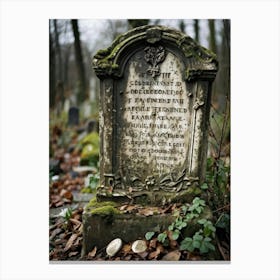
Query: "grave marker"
93 26 218 205
68 106 79 126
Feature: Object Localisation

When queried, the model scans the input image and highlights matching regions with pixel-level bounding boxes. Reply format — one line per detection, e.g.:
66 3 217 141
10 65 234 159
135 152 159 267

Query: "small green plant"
58 207 73 222
180 230 215 254
145 231 155 240
206 157 230 210
145 197 216 255
157 232 169 246
81 173 99 193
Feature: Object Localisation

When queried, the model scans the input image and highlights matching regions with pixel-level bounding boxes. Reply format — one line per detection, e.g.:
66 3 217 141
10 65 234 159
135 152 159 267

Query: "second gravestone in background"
93 25 218 205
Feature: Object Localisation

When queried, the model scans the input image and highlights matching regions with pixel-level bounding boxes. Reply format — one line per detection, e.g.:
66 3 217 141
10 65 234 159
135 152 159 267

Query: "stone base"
81 198 212 257
82 212 174 256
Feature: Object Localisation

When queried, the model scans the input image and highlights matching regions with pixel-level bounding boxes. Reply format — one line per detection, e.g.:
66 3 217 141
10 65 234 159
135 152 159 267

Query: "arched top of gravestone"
93 25 218 81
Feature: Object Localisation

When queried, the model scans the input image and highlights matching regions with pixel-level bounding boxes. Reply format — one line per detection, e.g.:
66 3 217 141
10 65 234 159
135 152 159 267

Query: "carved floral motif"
144 45 166 78
104 169 199 193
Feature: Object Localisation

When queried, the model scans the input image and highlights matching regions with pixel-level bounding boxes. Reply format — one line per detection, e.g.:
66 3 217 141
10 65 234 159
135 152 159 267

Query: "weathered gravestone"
94 25 217 204
68 106 79 126
82 25 218 255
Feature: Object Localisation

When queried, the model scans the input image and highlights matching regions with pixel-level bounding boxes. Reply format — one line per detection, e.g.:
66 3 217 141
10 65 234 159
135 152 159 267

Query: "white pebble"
132 240 147 253
106 238 123 257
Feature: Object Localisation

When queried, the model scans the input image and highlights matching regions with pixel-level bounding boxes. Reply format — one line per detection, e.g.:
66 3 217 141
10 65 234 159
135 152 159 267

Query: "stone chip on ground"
161 250 181 261
106 238 123 257
131 240 147 254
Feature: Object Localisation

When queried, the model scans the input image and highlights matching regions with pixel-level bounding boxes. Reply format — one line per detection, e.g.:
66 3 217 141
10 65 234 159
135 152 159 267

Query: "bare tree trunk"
71 19 87 104
54 20 64 112
54 20 63 81
179 20 186 33
194 19 200 43
208 19 217 53
49 20 56 109
128 19 149 29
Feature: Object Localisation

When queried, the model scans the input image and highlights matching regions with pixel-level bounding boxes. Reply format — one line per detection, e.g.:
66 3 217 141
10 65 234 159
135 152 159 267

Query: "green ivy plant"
145 196 216 255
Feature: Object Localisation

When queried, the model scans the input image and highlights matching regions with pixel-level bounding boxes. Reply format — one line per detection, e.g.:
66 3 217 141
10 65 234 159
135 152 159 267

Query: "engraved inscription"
121 52 191 174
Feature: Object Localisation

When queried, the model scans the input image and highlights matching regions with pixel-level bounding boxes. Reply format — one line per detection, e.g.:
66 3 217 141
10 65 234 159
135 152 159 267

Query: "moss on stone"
89 205 120 216
85 197 120 216
93 25 218 78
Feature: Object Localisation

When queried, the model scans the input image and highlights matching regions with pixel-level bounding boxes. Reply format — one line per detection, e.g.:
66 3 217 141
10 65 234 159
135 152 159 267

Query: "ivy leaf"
199 242 209 254
158 232 167 243
171 230 180 241
180 237 194 252
168 224 174 231
201 183 208 190
181 205 188 215
145 231 155 241
205 241 215 251
193 233 203 242
198 219 207 225
192 240 201 249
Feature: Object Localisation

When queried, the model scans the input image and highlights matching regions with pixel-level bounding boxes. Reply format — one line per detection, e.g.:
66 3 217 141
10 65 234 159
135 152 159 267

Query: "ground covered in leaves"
49 118 230 261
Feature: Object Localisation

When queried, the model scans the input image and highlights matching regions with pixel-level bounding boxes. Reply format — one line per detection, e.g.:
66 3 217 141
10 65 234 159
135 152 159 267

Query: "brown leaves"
49 206 83 260
88 247 97 258
60 189 73 201
64 233 78 252
121 244 132 256
118 204 174 216
138 208 155 216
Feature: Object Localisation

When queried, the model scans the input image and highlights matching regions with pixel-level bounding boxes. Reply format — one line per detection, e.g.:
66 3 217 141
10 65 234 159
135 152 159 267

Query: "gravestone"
82 25 218 255
93 25 218 205
86 119 96 133
68 106 79 126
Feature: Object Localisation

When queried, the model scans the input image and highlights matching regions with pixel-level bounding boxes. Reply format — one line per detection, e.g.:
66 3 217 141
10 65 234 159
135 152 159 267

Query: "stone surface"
93 25 218 205
106 238 123 257
68 106 79 126
161 250 181 261
131 240 147 254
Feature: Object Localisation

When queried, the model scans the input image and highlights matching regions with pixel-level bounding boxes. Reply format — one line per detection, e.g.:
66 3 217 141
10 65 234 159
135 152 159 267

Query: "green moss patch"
85 197 120 216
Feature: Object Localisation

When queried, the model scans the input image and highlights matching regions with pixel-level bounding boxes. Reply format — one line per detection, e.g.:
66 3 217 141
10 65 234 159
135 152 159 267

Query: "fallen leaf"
50 228 62 240
162 250 181 261
64 233 78 252
138 251 149 259
162 204 172 213
73 236 82 246
60 189 73 200
120 205 128 211
148 248 161 260
70 218 81 226
121 244 132 255
88 246 97 258
169 239 178 249
156 244 165 253
149 238 158 249
124 255 132 261
55 201 64 207
126 205 137 212
69 251 79 257
138 208 154 216
186 251 201 261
